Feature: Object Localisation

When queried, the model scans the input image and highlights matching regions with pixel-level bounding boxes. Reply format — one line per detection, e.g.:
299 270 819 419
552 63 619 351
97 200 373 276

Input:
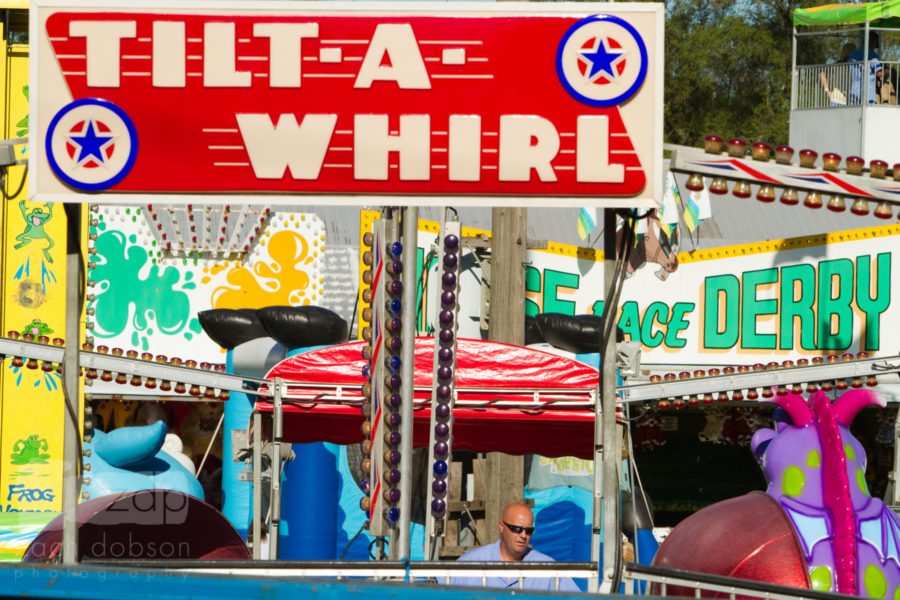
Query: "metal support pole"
891 404 900 509
790 27 798 111
396 206 417 561
599 209 619 592
252 410 262 560
61 203 81 565
861 22 870 152
268 377 283 559
590 382 602 590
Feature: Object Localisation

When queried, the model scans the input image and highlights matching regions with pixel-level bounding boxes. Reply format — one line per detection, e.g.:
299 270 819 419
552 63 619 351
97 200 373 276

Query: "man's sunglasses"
503 521 535 535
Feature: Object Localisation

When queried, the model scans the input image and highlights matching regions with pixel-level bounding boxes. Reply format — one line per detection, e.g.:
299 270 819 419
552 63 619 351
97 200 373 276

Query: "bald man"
448 502 579 591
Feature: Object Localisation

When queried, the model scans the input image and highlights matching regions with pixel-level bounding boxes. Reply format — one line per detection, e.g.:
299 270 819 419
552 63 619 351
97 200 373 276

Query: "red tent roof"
256 338 601 459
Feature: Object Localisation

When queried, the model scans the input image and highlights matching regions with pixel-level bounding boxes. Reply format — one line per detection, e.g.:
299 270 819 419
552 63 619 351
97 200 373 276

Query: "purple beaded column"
368 215 403 547
357 228 376 519
424 216 462 558
380 238 405 533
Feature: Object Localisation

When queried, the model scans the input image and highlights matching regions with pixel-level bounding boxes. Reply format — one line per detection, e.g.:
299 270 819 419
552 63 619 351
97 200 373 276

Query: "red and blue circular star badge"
45 98 137 191
556 14 648 108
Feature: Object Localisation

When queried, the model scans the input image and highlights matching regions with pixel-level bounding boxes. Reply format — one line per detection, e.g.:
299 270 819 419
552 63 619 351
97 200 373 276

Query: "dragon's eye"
754 438 773 458
773 407 794 426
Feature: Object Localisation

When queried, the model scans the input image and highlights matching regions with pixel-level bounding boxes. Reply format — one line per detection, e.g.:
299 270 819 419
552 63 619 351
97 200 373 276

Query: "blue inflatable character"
83 420 204 500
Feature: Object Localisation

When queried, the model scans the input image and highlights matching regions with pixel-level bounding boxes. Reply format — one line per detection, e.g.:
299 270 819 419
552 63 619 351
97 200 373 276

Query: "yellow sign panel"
0 30 69 514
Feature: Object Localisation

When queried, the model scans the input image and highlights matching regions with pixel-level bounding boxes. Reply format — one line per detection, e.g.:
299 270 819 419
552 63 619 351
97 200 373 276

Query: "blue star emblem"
579 36 625 82
68 119 114 165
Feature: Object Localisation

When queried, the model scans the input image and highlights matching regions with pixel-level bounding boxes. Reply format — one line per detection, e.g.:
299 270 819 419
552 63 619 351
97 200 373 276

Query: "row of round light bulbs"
2 331 230 400
378 239 405 526
429 232 461 520
358 232 406 526
358 230 376 516
144 205 273 256
648 352 877 409
687 136 900 218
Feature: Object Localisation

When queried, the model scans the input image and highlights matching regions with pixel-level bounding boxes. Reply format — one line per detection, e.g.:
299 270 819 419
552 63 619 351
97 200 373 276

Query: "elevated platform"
790 104 900 164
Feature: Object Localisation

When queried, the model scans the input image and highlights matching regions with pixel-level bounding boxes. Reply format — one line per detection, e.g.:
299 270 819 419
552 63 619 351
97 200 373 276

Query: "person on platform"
849 32 882 104
447 502 580 591
819 42 855 105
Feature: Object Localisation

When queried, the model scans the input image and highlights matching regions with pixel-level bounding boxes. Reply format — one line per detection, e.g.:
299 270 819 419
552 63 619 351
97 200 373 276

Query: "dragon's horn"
832 389 885 427
768 391 813 427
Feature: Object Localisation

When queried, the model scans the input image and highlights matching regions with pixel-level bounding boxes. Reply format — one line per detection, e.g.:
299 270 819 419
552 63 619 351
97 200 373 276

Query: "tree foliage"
663 0 821 147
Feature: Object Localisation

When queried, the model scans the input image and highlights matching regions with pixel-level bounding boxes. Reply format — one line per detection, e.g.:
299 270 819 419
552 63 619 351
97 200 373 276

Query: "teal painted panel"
0 563 582 600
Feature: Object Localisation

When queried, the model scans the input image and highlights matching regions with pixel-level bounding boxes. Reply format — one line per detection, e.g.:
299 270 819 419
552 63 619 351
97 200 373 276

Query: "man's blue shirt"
849 46 881 104
447 541 580 592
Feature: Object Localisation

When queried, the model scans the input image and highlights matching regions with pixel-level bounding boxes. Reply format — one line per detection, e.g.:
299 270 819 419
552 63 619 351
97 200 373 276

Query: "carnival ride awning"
255 338 601 459
794 0 900 26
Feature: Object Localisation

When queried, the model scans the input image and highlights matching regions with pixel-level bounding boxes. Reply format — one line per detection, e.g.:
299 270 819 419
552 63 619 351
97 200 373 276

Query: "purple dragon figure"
751 388 900 597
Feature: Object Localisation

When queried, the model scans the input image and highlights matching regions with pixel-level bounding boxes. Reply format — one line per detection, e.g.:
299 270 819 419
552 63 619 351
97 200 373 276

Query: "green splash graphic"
91 230 200 345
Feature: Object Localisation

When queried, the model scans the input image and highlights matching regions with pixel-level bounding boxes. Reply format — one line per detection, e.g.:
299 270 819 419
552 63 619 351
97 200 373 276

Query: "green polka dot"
807 450 821 468
845 444 856 460
858 468 870 495
782 466 805 497
894 585 900 600
810 566 832 591
865 564 887 599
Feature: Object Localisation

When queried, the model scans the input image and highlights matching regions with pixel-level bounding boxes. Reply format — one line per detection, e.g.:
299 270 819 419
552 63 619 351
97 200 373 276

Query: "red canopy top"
256 338 602 458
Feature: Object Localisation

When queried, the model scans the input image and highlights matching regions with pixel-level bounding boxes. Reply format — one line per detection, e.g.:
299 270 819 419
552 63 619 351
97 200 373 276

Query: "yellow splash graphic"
211 230 313 308
201 264 228 285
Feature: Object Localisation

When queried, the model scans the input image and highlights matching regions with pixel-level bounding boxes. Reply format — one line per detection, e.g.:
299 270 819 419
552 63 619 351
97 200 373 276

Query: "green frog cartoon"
20 319 53 338
15 200 55 264
11 435 50 465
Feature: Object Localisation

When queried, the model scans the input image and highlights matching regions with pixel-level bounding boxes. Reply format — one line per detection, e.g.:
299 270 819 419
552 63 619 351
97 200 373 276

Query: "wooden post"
484 207 527 543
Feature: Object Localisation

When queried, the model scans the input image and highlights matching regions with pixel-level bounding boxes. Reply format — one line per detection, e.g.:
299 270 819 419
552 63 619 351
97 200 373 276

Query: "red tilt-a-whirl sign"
32 1 663 207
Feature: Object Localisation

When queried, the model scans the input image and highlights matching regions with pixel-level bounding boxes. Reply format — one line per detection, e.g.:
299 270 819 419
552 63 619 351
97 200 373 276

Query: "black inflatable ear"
198 309 268 350
534 313 626 353
535 313 603 354
256 306 349 348
524 315 545 345
620 485 655 537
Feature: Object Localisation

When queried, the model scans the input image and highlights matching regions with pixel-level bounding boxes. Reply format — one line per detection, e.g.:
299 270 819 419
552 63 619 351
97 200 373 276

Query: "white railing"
85 559 862 598
796 61 900 109
88 559 600 593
